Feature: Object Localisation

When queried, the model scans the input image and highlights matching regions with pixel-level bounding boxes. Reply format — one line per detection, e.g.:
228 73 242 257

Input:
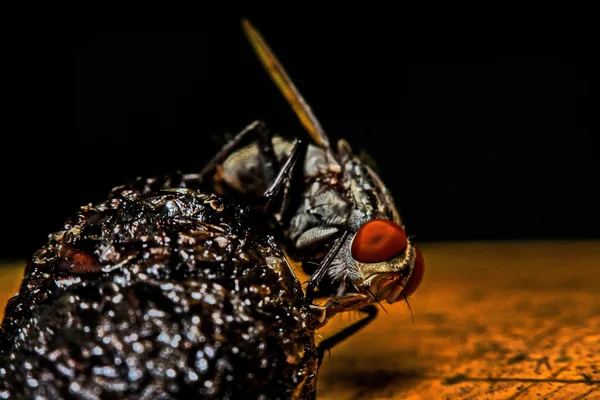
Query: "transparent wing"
241 19 330 149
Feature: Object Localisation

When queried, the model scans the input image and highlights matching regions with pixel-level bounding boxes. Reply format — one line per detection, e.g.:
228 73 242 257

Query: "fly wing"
241 19 331 150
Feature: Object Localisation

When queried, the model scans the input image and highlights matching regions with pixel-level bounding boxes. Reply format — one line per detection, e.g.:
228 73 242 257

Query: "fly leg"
308 304 378 399
261 139 308 223
188 119 309 222
304 228 351 306
316 304 378 367
185 120 279 186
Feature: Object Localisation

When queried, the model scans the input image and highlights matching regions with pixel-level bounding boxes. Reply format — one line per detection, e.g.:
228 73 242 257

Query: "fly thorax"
343 157 400 224
287 181 352 242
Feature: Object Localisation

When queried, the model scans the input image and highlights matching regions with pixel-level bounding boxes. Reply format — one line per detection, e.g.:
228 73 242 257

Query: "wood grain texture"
2 241 600 399
316 241 600 399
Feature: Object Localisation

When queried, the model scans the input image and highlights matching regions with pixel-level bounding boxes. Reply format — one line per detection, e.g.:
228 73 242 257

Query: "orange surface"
0 262 24 321
3 241 600 399
316 241 600 399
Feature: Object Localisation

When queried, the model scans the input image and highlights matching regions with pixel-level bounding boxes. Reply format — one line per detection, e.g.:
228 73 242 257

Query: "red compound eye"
404 246 424 297
351 219 408 263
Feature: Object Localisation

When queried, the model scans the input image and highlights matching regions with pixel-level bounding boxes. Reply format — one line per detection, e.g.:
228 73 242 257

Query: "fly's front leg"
304 228 351 305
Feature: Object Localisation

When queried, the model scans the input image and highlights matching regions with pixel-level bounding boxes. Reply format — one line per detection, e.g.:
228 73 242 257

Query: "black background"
2 4 597 259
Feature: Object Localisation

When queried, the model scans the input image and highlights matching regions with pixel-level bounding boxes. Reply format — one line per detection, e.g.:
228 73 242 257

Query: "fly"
196 19 425 327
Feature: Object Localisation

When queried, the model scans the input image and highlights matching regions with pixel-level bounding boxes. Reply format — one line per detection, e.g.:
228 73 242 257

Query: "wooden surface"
2 241 600 399
0 262 24 322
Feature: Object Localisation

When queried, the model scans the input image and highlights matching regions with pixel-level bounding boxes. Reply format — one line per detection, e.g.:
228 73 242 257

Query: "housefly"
196 20 425 327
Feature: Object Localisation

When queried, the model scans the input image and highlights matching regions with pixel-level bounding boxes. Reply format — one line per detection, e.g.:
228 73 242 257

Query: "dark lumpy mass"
0 173 318 399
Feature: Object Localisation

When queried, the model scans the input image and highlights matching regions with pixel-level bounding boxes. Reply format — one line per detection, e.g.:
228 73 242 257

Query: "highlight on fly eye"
351 219 408 263
404 246 425 297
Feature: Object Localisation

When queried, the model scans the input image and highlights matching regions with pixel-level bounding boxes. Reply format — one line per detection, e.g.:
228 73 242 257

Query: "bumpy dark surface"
0 173 318 399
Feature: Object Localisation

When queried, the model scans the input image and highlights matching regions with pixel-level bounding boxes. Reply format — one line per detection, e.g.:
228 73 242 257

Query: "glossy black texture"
0 173 318 399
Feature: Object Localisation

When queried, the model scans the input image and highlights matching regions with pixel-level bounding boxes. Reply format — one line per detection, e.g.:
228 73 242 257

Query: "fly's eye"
351 219 408 263
404 246 424 296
